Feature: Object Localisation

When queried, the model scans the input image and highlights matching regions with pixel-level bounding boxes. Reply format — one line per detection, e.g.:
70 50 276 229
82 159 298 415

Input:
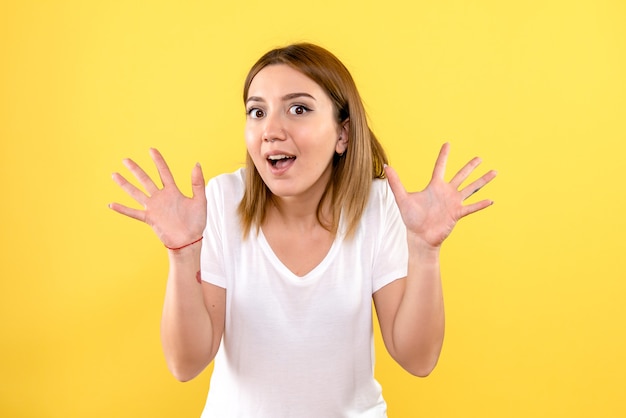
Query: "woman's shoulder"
369 177 394 201
207 168 246 190
355 177 394 221
205 168 246 206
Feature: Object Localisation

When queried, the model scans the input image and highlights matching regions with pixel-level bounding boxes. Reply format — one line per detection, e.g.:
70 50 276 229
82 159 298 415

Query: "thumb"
191 162 206 199
384 164 408 202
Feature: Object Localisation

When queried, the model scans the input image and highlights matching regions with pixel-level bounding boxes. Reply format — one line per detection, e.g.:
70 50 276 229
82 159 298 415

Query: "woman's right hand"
109 148 207 249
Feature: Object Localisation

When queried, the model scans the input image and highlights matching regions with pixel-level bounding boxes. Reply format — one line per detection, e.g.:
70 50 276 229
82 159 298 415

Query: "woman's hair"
238 42 388 238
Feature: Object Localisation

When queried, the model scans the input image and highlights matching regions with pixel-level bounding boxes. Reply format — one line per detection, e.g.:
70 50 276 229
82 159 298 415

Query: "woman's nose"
262 112 286 142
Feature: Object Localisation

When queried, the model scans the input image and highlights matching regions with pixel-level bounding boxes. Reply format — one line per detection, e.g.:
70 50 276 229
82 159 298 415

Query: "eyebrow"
246 92 317 104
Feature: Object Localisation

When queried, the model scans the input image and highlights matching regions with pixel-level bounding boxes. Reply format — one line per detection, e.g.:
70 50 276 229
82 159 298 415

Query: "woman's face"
245 64 348 203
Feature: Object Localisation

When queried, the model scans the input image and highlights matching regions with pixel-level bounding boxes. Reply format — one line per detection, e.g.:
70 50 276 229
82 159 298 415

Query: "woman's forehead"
247 64 325 99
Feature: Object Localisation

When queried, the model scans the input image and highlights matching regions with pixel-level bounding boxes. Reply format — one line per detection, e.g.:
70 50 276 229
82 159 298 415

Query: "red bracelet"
164 236 203 251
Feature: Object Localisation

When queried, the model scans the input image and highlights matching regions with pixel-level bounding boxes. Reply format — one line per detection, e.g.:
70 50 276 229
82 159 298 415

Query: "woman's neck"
265 191 334 233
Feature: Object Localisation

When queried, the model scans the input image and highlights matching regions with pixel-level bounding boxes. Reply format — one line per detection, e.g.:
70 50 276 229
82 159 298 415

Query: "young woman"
110 43 496 417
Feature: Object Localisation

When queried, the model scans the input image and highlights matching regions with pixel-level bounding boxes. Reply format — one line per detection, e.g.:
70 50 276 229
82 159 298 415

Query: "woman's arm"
110 148 224 381
374 143 496 377
373 245 444 377
161 245 225 381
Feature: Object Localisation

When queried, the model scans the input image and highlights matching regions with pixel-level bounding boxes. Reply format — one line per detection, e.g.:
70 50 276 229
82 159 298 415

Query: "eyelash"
288 105 310 115
247 108 265 119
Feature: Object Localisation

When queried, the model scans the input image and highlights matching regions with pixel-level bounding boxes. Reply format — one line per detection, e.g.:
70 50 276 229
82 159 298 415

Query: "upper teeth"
268 154 291 160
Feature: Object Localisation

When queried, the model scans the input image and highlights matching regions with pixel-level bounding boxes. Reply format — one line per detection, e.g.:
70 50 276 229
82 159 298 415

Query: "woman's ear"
336 118 349 154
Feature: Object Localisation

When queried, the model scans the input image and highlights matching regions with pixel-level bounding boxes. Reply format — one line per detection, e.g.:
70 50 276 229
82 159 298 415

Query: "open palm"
109 148 207 249
385 143 497 248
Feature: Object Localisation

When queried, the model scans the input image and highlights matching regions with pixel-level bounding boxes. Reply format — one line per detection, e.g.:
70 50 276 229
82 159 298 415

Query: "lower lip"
267 158 296 175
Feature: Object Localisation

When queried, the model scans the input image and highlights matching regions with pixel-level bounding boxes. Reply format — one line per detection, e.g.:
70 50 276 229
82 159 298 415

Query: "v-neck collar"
257 218 345 283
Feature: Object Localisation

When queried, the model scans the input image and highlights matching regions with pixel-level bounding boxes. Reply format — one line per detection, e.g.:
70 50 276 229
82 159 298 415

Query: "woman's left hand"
385 143 497 249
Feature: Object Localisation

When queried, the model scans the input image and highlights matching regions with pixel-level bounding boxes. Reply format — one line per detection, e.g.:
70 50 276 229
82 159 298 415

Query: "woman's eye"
289 105 309 115
248 108 265 119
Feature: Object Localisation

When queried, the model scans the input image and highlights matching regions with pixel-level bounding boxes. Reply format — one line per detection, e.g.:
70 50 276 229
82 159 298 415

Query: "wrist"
407 232 441 262
166 238 203 263
165 236 203 252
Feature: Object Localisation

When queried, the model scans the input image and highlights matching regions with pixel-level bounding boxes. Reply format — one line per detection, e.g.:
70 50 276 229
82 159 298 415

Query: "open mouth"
267 154 296 169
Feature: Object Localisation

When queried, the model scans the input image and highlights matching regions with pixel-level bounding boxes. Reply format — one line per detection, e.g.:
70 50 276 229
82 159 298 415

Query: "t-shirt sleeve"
371 180 408 293
200 176 228 289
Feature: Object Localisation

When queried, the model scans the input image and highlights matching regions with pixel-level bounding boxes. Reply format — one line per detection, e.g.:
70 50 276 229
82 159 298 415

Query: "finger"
460 199 494 218
149 148 177 188
191 162 206 200
384 164 408 202
432 142 450 180
450 156 482 189
112 172 150 206
460 170 498 201
108 202 146 222
122 158 159 195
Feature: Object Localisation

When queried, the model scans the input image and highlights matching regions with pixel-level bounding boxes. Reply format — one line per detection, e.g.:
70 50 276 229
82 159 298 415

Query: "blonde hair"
238 43 388 238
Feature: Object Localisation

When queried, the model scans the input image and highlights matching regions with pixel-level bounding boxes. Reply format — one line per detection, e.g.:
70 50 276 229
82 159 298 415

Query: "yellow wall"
1 0 625 416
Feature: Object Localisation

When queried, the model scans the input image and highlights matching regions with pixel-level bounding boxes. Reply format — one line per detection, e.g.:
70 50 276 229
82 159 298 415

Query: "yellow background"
1 0 625 417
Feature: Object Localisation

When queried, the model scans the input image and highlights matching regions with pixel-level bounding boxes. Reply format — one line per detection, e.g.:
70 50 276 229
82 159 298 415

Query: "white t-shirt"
200 169 408 418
